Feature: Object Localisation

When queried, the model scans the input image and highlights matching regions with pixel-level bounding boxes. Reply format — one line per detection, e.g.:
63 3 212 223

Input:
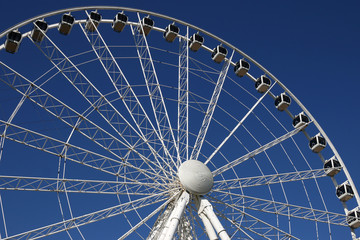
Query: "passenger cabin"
138 16 154 36
5 30 22 53
309 133 326 153
85 11 102 32
164 23 179 42
292 112 309 128
58 13 75 35
211 45 228 63
336 181 354 202
324 156 342 177
234 59 250 77
31 20 48 43
255 75 271 93
274 93 291 111
347 208 360 229
112 12 128 32
189 33 204 52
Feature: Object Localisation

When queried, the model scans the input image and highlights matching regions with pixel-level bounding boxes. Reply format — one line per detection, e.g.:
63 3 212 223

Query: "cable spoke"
191 50 234 162
131 13 179 169
211 190 348 226
212 123 309 176
4 191 170 240
214 168 329 190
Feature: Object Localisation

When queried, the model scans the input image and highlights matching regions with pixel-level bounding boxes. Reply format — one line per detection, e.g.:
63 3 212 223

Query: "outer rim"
0 5 359 237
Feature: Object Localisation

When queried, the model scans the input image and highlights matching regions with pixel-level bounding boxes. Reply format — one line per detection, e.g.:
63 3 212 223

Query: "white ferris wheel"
0 6 359 240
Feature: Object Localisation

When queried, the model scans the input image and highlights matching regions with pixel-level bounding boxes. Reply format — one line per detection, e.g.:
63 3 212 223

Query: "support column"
199 212 218 240
196 197 230 240
159 191 190 240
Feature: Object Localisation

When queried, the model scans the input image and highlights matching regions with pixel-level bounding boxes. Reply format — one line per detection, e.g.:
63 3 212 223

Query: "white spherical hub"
178 160 213 195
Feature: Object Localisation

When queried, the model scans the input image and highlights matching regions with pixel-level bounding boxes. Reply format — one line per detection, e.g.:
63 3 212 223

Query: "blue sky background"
0 0 359 238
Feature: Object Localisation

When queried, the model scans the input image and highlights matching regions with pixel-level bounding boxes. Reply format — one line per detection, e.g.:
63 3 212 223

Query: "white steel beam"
131 12 180 168
191 51 234 161
159 191 190 240
177 26 189 164
3 192 169 240
80 10 176 176
213 168 329 190
205 82 276 165
212 123 309 176
196 197 230 240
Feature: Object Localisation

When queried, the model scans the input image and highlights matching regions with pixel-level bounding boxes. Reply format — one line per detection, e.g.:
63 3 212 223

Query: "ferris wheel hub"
178 160 213 195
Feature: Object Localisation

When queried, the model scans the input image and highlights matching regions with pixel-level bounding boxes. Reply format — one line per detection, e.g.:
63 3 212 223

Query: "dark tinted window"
333 159 341 167
35 20 48 31
348 211 356 224
324 160 332 169
8 31 22 42
90 12 101 22
262 76 271 85
292 116 300 126
62 14 74 24
347 185 354 194
309 138 317 148
336 185 345 196
275 96 281 107
241 60 250 69
318 136 326 145
169 24 179 33
218 46 227 54
117 13 128 22
283 95 291 103
144 17 154 26
302 115 309 123
194 34 204 42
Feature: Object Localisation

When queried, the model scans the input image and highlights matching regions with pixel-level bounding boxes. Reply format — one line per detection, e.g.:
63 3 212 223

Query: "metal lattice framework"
0 6 358 240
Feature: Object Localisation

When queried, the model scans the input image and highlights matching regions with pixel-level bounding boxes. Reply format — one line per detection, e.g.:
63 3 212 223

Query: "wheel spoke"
191 50 234 162
79 11 176 178
118 192 179 239
177 27 189 164
209 196 300 239
213 168 329 189
0 175 168 195
205 82 276 165
4 192 170 240
211 190 348 226
0 120 168 184
130 13 179 169
27 28 175 177
212 123 309 176
0 62 171 184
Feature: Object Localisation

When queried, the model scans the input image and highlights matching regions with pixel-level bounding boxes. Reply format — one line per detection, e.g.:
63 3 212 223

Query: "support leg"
196 197 230 240
159 191 190 240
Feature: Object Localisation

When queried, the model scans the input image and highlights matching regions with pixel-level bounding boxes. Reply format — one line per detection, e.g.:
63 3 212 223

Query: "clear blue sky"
0 0 359 239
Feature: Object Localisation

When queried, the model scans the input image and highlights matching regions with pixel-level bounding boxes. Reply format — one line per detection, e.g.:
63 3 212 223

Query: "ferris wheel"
0 6 359 239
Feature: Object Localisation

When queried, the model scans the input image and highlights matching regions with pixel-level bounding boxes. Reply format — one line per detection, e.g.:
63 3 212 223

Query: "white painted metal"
196 197 230 240
159 191 189 240
177 26 189 164
178 160 213 195
191 51 234 161
199 212 218 240
0 6 358 239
